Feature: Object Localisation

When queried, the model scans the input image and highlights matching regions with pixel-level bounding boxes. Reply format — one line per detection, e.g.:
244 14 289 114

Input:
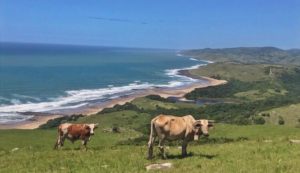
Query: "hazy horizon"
1 41 299 51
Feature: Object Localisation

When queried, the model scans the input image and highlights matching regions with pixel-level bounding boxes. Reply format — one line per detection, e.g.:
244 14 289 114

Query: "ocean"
0 42 207 124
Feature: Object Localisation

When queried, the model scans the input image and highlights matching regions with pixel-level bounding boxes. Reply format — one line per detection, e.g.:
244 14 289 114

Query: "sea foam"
0 112 34 124
0 56 209 124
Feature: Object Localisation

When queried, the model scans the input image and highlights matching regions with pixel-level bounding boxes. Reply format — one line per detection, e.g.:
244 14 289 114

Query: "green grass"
2 94 300 172
132 97 178 110
184 62 300 125
194 62 268 81
131 97 199 111
77 110 151 131
189 62 286 82
234 89 287 101
1 124 300 173
260 103 300 127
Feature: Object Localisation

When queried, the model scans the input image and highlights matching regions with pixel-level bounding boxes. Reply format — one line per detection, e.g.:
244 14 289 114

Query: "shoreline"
0 72 226 129
84 74 227 115
0 69 227 130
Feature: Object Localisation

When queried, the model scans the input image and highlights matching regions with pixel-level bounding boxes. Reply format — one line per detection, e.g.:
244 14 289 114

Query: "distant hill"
181 47 300 65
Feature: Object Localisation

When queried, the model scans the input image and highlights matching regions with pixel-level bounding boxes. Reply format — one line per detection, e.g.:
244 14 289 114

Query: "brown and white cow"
147 114 214 159
54 123 98 149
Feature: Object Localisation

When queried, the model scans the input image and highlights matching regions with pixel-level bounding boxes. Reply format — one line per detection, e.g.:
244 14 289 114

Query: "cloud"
89 16 148 25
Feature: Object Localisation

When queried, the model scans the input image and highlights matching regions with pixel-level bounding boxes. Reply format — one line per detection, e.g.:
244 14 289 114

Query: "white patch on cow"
87 123 98 135
87 124 94 134
194 135 199 140
60 123 72 135
62 128 68 135
200 119 209 135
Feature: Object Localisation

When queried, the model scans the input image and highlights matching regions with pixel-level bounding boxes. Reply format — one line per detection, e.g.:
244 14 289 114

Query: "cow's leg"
158 138 166 159
60 135 66 147
81 138 88 150
182 140 188 157
54 135 61 149
54 134 66 149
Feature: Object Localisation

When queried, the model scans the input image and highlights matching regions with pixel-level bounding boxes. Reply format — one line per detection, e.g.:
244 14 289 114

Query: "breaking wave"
0 57 209 124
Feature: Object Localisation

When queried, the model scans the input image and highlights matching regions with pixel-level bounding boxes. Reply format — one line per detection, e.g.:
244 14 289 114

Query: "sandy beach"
84 75 227 115
0 70 227 130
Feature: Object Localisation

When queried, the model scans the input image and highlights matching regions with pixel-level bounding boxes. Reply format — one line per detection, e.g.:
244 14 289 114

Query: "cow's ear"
85 125 91 130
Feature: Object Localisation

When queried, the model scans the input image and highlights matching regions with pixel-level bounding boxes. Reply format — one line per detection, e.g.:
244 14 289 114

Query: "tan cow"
147 114 214 159
54 123 98 149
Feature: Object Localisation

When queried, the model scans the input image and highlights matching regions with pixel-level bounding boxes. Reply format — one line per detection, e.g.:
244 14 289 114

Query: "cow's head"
87 123 99 135
193 119 214 140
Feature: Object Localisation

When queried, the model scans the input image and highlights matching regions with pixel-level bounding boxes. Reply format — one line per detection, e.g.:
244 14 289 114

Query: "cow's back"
153 115 189 140
67 124 90 139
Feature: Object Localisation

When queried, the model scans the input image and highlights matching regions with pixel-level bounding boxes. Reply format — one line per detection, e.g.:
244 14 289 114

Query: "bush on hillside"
112 124 121 133
252 116 266 125
261 113 270 117
39 114 84 129
278 116 285 125
99 102 141 114
145 95 175 103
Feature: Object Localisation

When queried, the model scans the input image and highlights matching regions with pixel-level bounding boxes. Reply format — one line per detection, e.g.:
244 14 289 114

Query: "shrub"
261 113 270 117
99 102 141 114
278 116 285 125
112 124 121 133
253 116 266 125
39 114 84 129
145 95 174 103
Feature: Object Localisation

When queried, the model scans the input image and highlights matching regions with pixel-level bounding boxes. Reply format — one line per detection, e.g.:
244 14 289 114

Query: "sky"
0 0 300 49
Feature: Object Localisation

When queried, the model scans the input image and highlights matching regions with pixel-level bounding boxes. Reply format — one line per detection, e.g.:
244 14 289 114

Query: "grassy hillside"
187 63 291 101
185 62 300 125
2 47 300 172
260 103 300 127
1 124 300 173
189 62 286 82
4 86 295 172
181 47 300 65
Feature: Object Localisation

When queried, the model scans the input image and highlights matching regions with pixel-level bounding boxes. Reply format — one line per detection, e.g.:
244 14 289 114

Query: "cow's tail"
147 118 157 159
53 126 61 150
149 119 157 143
